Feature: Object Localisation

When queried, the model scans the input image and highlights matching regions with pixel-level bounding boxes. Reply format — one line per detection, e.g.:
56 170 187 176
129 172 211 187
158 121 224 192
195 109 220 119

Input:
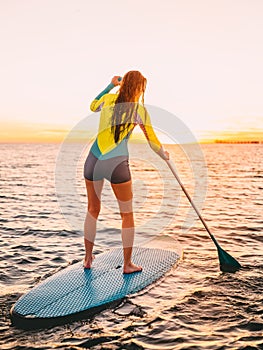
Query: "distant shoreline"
215 140 263 144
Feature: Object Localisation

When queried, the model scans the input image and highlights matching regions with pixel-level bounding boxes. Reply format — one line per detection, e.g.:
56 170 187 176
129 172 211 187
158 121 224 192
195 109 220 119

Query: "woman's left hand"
111 76 122 86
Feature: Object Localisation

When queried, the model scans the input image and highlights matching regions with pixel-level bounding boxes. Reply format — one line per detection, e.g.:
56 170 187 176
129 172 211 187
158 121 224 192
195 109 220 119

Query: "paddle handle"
166 159 219 248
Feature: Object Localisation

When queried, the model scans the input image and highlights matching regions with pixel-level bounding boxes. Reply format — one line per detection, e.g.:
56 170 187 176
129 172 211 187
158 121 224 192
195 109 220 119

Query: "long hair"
111 71 147 143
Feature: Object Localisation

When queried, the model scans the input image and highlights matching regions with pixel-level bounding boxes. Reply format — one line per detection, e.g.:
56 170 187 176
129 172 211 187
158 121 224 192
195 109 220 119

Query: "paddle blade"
217 246 241 272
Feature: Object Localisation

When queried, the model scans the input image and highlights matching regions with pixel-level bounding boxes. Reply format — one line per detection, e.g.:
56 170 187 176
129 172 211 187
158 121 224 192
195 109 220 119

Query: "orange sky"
0 122 68 143
0 0 262 143
2 121 262 144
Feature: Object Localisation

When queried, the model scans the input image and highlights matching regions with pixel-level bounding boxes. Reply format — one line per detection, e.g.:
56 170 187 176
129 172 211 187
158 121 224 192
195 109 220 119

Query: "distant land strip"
215 140 263 144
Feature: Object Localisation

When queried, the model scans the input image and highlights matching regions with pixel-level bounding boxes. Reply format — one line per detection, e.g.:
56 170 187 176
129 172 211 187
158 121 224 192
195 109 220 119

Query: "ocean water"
0 143 262 350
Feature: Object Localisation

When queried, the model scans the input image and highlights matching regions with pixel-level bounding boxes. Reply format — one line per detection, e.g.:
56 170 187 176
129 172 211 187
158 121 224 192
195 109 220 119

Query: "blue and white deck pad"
11 246 180 328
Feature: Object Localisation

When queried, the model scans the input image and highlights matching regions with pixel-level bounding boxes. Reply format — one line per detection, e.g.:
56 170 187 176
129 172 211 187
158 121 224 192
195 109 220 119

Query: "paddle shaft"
166 160 220 248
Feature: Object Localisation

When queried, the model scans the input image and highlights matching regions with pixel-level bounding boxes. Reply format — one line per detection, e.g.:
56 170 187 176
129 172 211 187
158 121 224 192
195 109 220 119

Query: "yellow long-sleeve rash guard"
89 87 162 160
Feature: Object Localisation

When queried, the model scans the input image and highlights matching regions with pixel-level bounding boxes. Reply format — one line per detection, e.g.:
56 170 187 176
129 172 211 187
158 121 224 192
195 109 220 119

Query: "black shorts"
84 152 131 184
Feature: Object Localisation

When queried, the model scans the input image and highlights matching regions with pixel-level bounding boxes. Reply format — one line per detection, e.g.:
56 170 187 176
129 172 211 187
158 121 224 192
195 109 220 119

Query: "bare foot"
123 262 143 274
83 255 95 269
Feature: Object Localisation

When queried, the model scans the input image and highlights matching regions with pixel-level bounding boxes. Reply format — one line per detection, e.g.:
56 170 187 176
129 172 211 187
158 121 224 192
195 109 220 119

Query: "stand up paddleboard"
10 236 181 329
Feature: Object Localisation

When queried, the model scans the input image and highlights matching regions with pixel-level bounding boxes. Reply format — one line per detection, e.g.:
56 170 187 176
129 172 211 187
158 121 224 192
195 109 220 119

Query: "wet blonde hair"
111 71 147 143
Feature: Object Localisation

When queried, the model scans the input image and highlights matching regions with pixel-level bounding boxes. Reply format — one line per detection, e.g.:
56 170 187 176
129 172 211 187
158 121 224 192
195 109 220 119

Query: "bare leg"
84 179 104 268
111 180 142 274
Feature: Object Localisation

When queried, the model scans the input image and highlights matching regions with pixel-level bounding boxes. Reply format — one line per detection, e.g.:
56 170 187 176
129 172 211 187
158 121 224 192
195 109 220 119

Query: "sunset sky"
0 0 262 143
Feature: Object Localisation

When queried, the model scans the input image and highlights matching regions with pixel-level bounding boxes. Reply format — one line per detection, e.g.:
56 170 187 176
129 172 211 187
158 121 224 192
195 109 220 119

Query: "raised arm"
90 76 122 112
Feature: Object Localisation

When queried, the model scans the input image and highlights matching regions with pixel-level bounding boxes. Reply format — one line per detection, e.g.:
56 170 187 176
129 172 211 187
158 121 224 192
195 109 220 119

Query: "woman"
84 71 169 274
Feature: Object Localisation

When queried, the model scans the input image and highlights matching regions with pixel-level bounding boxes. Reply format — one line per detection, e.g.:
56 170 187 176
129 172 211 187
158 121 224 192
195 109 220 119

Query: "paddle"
166 159 241 272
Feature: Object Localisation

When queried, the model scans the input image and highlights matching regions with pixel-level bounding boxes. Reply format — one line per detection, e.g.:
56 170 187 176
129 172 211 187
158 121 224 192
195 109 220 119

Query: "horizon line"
1 122 262 144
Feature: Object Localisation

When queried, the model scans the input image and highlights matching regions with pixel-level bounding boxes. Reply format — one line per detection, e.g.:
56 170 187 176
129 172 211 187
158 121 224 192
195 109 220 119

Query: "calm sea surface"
0 143 262 349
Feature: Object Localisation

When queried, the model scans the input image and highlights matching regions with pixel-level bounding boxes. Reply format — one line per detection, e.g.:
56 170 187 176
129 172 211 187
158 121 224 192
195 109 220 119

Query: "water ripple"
0 143 263 349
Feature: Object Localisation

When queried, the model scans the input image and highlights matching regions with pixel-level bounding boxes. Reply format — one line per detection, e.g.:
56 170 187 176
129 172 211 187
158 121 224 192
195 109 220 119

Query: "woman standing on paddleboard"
84 71 169 274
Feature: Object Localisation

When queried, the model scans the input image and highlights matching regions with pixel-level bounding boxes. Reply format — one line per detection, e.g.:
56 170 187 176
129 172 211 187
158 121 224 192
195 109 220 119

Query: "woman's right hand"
158 147 170 160
111 76 122 86
163 150 170 160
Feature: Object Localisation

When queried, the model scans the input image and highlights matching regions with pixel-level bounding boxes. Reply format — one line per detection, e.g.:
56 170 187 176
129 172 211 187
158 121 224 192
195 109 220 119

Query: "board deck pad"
11 244 180 328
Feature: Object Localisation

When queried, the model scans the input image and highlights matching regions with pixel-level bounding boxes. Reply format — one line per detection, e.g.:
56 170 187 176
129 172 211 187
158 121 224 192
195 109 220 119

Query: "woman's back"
90 93 162 160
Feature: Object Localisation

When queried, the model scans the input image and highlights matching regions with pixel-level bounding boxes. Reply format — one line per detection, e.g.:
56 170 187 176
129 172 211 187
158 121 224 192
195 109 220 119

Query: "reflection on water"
0 143 262 349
